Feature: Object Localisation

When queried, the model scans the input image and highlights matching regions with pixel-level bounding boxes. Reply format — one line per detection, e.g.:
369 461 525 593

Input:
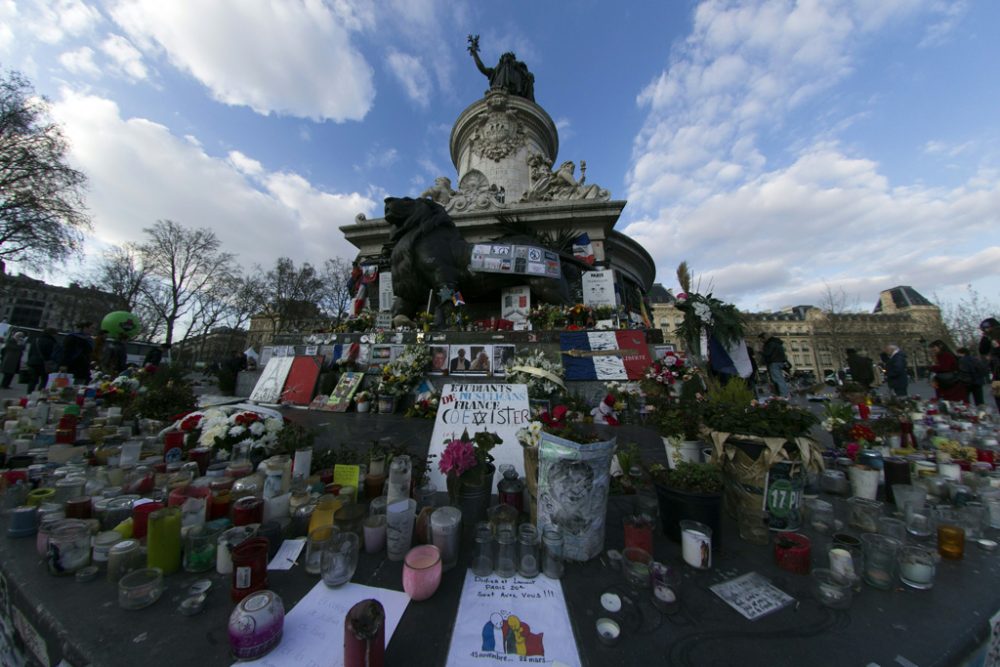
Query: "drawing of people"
481 612 503 652
501 614 545 657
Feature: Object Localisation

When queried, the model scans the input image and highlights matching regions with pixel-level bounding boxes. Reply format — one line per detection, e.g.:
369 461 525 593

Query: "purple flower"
438 439 477 476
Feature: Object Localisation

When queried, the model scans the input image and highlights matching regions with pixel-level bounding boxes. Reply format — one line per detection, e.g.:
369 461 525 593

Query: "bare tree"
938 285 999 350
0 69 90 269
814 284 861 371
91 244 150 311
257 257 324 337
138 220 234 345
319 257 355 325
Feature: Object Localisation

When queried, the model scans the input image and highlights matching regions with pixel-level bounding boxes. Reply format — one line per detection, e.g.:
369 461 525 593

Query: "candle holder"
774 532 811 574
623 514 653 553
811 568 852 609
118 567 164 610
495 528 517 578
847 497 882 533
402 545 442 601
622 546 652 588
904 501 934 539
803 498 834 535
363 515 387 555
517 524 540 578
472 522 495 577
898 545 936 590
229 590 285 661
877 517 907 542
596 618 621 646
650 561 680 613
541 526 564 579
321 532 360 588
430 507 462 572
860 533 901 590
305 525 337 574
231 537 269 603
386 498 417 562
679 520 712 570
829 535 863 591
344 599 385 667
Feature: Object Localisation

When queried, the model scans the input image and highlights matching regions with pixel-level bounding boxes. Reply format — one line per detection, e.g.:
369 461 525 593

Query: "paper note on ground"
267 539 306 571
710 571 793 621
446 571 580 667
235 581 410 667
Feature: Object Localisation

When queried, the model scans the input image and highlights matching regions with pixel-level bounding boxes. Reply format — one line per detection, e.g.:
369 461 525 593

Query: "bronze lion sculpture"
384 197 574 327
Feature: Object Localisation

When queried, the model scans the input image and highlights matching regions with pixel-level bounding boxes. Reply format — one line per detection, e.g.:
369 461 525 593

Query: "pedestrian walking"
26 328 59 392
956 347 990 407
882 344 909 397
759 333 789 397
929 339 966 402
1 331 27 389
59 322 95 385
846 348 876 390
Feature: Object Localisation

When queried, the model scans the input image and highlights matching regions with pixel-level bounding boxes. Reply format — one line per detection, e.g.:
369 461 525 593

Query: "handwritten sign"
446 571 580 667
427 384 530 491
333 465 360 502
581 270 616 308
710 572 793 621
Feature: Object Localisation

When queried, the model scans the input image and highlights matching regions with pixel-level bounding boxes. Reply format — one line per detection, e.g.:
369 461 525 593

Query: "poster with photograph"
368 345 394 373
448 345 473 374
501 286 531 324
467 345 492 375
492 345 515 376
428 345 450 375
445 571 580 667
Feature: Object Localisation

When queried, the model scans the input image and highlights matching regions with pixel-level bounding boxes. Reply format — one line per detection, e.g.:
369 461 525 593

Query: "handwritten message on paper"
235 582 409 667
446 571 580 667
427 384 530 491
710 572 793 621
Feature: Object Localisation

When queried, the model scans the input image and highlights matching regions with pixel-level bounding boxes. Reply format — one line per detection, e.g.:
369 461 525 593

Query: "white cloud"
50 90 375 271
623 0 998 311
924 139 974 158
59 46 100 77
0 1 18 56
100 33 148 80
31 0 102 44
108 0 375 121
919 0 968 48
355 145 400 172
385 50 431 108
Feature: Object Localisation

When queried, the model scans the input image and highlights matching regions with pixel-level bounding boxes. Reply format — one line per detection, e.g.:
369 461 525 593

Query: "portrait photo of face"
430 346 449 373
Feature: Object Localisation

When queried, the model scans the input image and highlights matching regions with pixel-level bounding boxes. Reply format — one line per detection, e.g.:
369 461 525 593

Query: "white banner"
427 383 531 491
379 271 394 312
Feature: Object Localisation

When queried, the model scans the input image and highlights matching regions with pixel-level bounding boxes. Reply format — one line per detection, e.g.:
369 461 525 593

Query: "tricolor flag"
572 233 596 265
452 291 466 306
560 331 653 380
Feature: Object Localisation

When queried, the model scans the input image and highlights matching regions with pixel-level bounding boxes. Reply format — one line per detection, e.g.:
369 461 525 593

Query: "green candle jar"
184 524 221 573
146 506 182 575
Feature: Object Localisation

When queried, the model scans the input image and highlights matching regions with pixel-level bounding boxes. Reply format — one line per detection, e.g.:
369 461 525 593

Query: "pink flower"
438 440 477 477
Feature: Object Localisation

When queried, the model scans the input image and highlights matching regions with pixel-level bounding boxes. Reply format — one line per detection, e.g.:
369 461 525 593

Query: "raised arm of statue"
467 34 493 79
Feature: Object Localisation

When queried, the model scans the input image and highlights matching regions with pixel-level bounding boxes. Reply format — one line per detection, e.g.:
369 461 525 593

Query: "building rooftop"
873 286 934 313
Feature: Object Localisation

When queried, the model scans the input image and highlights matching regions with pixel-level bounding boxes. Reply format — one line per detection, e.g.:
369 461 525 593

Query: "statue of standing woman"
467 34 535 102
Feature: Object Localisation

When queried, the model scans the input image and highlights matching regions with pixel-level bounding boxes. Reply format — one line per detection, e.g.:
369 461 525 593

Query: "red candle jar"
774 532 811 574
623 515 654 554
233 497 264 526
186 447 211 476
168 484 211 516
364 474 386 500
132 501 165 540
231 537 269 603
344 600 385 667
209 478 234 520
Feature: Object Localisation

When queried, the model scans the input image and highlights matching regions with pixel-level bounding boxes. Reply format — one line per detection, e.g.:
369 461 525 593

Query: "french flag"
572 233 596 265
560 331 652 380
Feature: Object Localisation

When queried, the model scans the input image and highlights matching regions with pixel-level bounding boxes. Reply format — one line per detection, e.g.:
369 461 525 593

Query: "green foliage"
651 461 723 494
706 377 755 408
615 442 642 475
130 365 197 421
702 399 819 441
273 422 316 457
312 446 359 474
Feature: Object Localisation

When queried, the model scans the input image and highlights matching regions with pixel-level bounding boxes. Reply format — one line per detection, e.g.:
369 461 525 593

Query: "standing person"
101 333 128 376
59 321 95 384
846 348 876 390
956 347 990 407
143 343 170 369
91 329 108 369
0 331 27 389
882 344 909 397
759 333 789 397
928 339 966 402
26 328 59 392
980 318 1000 412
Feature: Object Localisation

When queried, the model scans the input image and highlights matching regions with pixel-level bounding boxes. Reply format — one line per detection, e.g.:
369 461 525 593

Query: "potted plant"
701 381 823 532
354 391 372 413
649 460 724 550
439 430 500 534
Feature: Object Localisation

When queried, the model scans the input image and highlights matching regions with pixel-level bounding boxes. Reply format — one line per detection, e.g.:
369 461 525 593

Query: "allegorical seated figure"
467 34 535 102
523 154 610 202
419 176 456 206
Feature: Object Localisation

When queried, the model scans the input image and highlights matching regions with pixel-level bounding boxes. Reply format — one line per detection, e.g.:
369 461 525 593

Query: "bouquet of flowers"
505 349 565 399
97 372 141 407
527 304 555 330
377 345 431 397
175 406 284 460
439 429 500 503
405 393 439 419
672 261 744 351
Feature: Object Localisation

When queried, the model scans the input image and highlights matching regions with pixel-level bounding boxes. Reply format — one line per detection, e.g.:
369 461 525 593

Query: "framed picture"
492 345 516 376
448 345 473 374
428 345 450 375
467 345 492 375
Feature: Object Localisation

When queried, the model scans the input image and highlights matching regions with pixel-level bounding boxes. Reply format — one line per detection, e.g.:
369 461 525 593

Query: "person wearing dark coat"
980 318 1000 411
0 331 26 389
956 347 990 407
59 322 95 384
101 334 128 376
759 333 789 397
143 343 169 368
846 348 876 389
26 328 59 392
929 339 966 402
882 344 909 397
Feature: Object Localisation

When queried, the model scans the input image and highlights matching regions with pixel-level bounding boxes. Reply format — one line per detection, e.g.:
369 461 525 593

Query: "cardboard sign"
427 384 531 491
280 356 323 406
710 572 793 621
249 357 294 404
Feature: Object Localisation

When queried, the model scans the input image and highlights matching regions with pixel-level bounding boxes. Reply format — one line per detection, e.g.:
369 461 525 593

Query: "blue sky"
4 0 998 313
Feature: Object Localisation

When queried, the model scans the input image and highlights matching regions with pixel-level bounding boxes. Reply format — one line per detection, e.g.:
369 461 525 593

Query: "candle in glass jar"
828 548 856 582
680 521 712 569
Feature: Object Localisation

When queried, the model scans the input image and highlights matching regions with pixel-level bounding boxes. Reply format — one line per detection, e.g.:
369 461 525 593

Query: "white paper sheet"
446 571 581 667
235 582 410 667
267 539 306 571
